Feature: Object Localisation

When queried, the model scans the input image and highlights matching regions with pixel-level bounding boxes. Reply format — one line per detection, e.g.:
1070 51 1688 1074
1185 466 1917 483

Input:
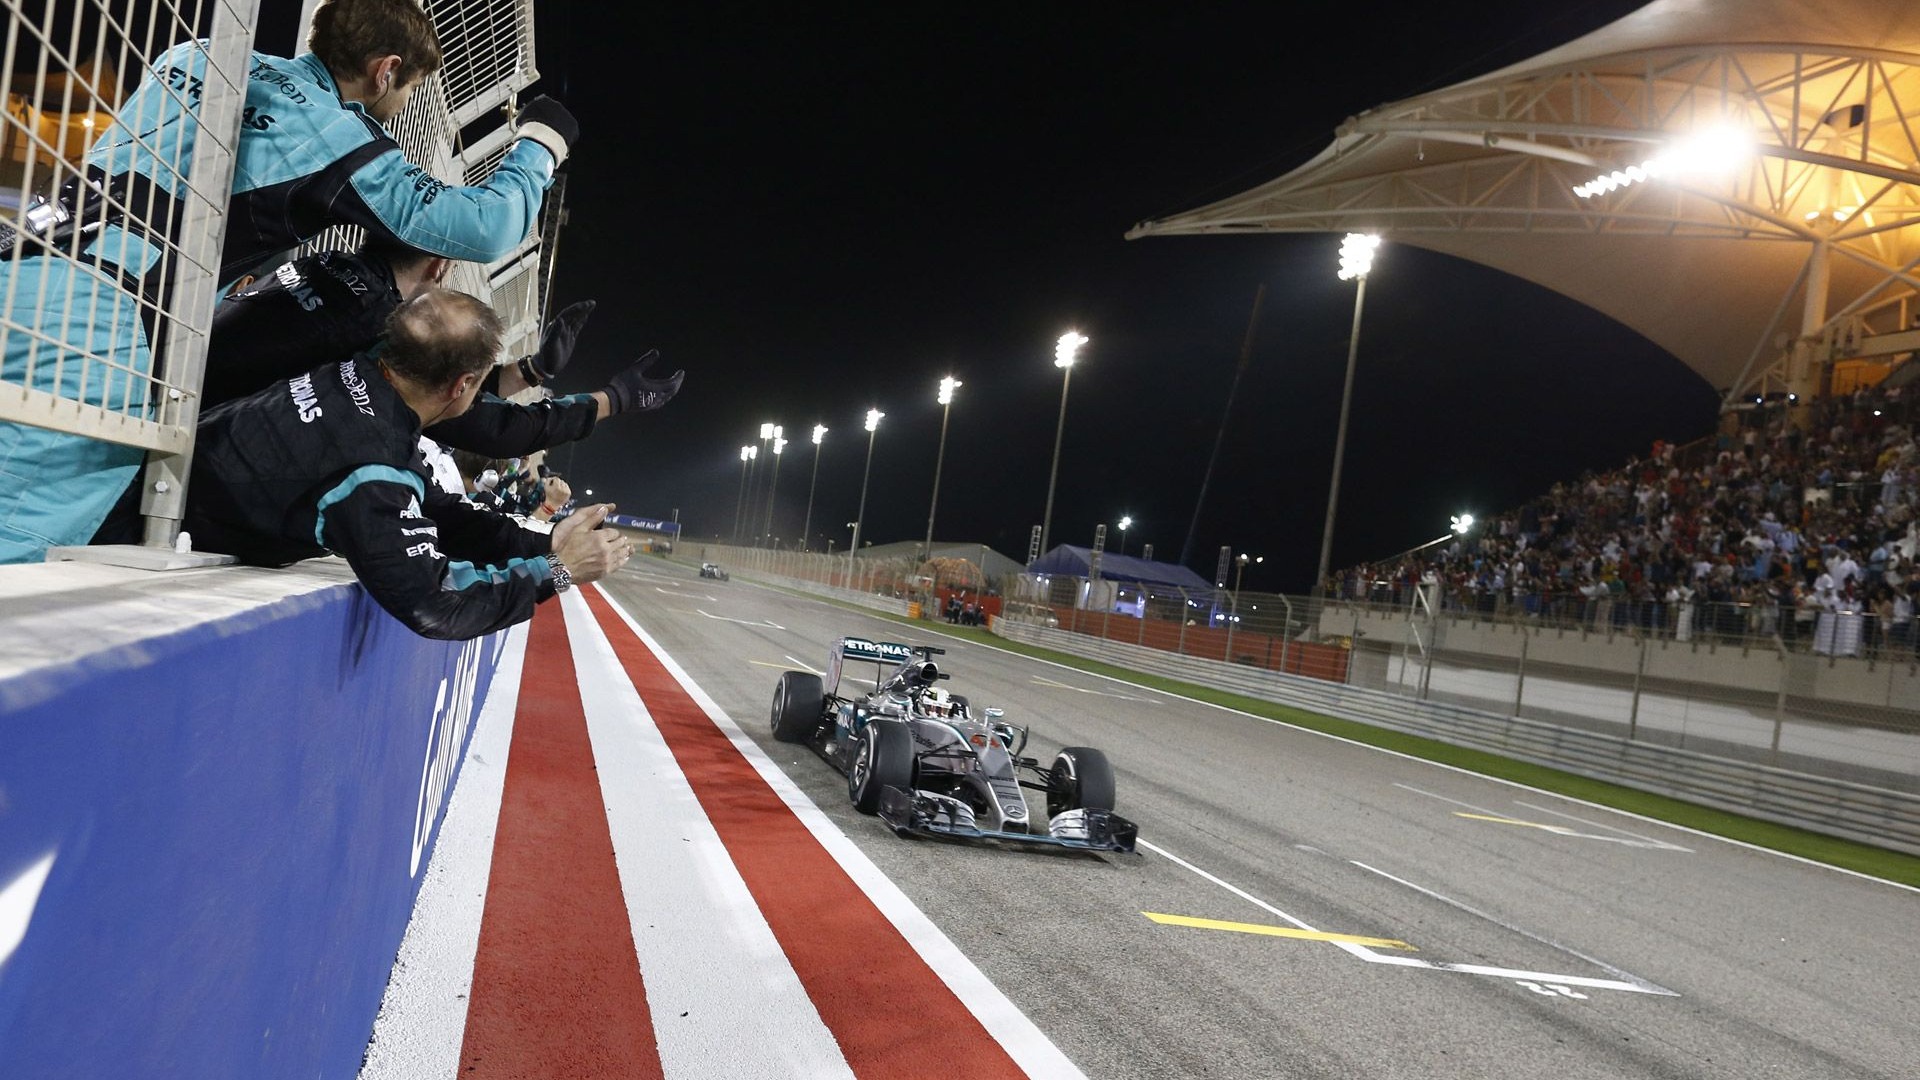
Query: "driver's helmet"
921 686 953 717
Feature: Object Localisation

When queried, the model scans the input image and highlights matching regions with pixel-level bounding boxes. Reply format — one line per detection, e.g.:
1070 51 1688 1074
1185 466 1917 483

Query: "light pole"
924 375 961 562
848 408 883 586
753 421 774 544
1314 233 1380 600
1234 552 1263 596
1226 552 1262 659
801 423 827 552
734 444 756 541
1117 514 1132 557
752 424 775 545
1038 330 1087 561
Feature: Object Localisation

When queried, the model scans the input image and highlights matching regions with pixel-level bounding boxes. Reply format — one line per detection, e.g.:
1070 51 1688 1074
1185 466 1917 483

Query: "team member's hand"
550 503 631 584
601 349 684 415
515 95 579 165
521 300 596 385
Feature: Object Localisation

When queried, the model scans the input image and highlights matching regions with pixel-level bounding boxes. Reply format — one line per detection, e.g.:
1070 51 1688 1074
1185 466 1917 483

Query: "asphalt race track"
599 560 1919 1080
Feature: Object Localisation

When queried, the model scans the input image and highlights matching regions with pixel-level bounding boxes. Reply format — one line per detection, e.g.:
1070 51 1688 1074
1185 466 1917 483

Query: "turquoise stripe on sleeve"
442 554 555 592
313 465 425 545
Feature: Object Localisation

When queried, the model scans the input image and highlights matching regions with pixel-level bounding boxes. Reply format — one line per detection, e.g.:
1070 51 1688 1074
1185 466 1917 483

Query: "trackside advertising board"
0 585 509 1079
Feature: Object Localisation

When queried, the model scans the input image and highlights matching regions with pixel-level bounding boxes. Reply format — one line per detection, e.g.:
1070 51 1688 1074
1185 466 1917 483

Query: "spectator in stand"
1830 546 1862 590
1894 584 1916 655
0 0 582 563
181 287 631 640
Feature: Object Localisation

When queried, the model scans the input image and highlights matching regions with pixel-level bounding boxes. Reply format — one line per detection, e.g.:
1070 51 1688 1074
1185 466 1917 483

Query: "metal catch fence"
0 0 551 553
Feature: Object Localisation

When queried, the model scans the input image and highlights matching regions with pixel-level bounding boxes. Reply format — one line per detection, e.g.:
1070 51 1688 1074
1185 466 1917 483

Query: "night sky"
375 2 1721 593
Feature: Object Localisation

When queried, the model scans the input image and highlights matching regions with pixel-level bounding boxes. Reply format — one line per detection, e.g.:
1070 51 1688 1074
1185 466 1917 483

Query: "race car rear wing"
828 636 945 695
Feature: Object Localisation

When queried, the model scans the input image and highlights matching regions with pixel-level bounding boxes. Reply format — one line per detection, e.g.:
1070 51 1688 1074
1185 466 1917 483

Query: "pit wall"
0 560 508 1080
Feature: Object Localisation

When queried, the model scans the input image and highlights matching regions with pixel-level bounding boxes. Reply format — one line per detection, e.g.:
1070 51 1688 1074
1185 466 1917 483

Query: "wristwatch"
548 555 574 593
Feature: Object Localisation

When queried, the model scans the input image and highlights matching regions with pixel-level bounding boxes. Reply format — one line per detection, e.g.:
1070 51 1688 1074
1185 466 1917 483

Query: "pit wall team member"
204 243 684 449
183 287 631 641
0 0 579 563
88 243 684 544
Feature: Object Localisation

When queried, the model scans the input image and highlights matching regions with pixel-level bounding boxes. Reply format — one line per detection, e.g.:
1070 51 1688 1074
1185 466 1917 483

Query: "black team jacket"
186 356 564 641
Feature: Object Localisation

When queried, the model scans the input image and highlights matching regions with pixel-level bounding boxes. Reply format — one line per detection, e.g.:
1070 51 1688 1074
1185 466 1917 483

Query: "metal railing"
688 544 1920 792
0 0 253 459
0 0 552 555
1326 585 1917 661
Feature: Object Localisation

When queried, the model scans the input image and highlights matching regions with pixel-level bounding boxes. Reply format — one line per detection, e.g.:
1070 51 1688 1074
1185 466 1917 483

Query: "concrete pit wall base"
0 559 511 1079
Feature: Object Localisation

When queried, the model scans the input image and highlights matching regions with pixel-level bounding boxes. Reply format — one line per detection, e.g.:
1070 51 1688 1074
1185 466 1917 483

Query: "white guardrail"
989 617 1920 858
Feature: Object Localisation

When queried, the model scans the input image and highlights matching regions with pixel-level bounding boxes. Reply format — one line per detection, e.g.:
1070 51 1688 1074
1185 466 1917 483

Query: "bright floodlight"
773 424 783 440
1451 513 1475 534
747 445 757 460
1574 123 1753 199
864 408 884 432
812 423 827 445
1055 331 1088 369
759 422 775 440
937 375 962 405
1337 233 1381 280
773 437 787 454
740 445 751 461
1119 515 1132 531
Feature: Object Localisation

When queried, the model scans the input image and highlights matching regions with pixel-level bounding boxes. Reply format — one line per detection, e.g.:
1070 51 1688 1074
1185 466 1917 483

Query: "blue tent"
1027 545 1213 589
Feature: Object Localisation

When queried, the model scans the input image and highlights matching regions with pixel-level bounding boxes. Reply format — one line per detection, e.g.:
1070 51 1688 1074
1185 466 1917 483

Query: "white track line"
359 625 529 1080
594 589 1089 1080
562 591 854 1079
1137 838 1674 997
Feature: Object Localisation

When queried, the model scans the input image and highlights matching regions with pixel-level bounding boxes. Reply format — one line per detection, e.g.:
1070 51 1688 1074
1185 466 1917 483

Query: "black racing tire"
771 671 825 743
1047 746 1116 818
849 720 915 814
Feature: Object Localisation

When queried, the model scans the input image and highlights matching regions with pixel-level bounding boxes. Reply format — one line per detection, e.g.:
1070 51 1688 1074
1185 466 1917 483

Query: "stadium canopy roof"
1030 545 1214 589
1127 0 1920 402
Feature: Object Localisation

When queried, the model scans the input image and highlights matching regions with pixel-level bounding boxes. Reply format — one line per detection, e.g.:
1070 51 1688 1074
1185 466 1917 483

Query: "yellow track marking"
1143 911 1416 951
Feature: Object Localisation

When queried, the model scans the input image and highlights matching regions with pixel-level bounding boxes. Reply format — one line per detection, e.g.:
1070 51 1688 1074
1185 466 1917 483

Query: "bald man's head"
382 287 504 390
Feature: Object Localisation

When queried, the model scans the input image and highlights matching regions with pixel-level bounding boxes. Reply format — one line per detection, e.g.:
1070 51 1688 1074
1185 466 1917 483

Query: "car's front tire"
849 720 914 813
771 671 825 743
1046 746 1116 818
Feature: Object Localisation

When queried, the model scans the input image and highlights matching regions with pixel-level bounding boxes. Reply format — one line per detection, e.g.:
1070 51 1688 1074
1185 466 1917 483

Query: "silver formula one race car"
769 636 1138 853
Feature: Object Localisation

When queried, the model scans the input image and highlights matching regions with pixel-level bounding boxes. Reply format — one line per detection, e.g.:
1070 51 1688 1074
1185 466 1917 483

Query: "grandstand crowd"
1327 383 1920 657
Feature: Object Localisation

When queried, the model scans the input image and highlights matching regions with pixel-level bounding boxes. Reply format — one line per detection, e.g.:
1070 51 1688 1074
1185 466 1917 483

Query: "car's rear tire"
1047 746 1115 817
771 671 825 743
849 720 914 813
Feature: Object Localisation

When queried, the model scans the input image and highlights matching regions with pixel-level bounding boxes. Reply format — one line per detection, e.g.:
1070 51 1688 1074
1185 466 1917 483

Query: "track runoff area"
360 560 1920 1080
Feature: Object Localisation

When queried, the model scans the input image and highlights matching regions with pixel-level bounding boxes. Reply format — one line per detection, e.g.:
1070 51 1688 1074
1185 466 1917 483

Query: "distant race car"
699 562 729 581
769 636 1137 853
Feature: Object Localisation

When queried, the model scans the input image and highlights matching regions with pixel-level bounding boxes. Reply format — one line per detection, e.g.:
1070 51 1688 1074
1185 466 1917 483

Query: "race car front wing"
877 786 1138 854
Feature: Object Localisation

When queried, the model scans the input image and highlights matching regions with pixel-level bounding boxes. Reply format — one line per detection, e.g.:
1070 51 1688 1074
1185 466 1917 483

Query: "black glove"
520 299 595 385
515 95 579 163
602 349 684 415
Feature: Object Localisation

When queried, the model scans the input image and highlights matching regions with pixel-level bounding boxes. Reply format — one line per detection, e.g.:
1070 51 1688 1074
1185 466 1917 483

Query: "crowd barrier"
0 561 507 1079
991 617 1920 858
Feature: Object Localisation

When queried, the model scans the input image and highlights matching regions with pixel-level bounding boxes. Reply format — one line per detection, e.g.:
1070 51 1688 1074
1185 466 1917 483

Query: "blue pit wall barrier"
0 558 509 1079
